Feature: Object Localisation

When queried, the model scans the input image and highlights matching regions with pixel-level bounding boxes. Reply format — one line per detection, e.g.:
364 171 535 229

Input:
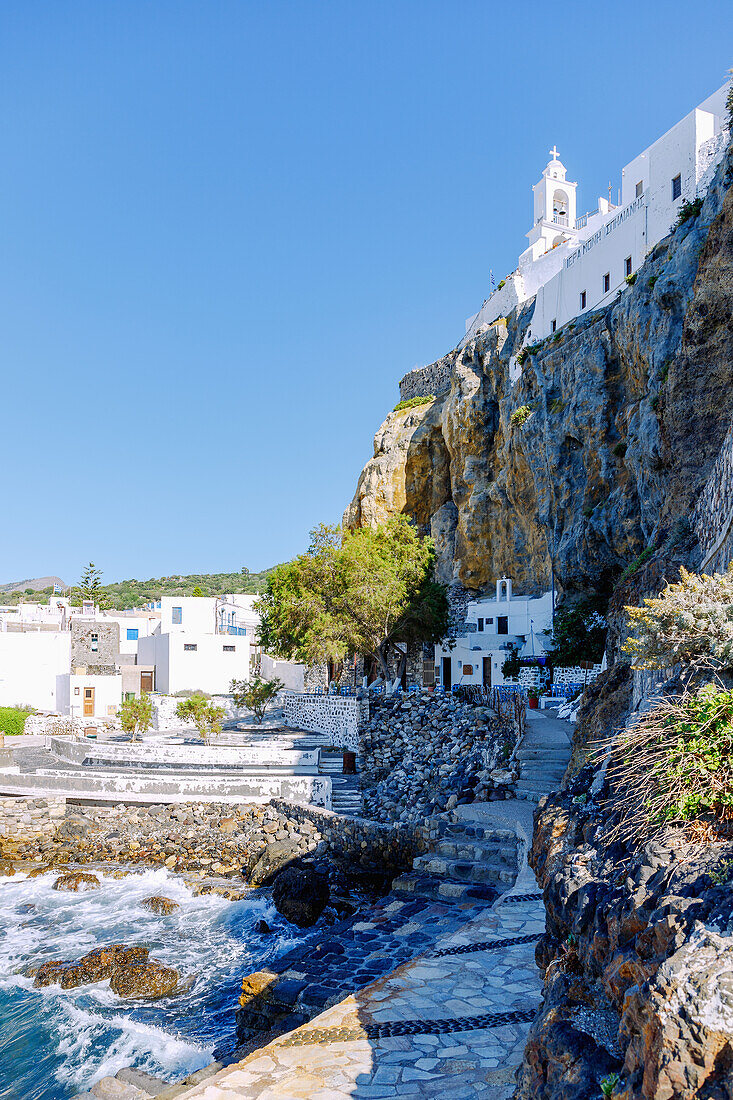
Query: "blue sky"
0 1 730 585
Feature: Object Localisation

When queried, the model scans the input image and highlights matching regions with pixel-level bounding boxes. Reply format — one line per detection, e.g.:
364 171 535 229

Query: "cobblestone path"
166 880 545 1099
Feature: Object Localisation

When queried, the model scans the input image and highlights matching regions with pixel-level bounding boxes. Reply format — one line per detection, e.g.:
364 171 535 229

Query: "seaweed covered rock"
141 895 179 915
52 872 100 892
109 960 181 999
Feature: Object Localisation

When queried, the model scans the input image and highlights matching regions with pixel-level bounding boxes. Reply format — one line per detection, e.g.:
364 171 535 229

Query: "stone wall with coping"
693 418 733 573
0 796 66 842
399 352 454 402
283 693 369 751
270 797 420 874
151 693 242 731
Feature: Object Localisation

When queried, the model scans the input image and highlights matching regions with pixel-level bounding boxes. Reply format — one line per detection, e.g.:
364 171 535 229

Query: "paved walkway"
163 879 545 1100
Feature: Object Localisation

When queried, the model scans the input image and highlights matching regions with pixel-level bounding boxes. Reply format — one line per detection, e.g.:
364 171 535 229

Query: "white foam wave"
54 999 212 1088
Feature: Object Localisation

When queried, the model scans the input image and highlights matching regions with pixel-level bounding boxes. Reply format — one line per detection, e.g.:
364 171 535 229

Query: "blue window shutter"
126 628 139 641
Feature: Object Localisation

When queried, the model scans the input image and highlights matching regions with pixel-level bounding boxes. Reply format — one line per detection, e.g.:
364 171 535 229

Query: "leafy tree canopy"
624 564 733 671
544 595 607 668
175 693 225 743
231 676 283 723
256 517 449 681
119 693 154 742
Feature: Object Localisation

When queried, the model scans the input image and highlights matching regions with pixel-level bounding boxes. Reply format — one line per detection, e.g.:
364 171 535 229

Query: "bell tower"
526 147 579 258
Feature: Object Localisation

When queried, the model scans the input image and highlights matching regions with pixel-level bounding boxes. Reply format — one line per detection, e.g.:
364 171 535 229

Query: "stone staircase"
319 750 362 816
392 815 520 903
514 710 572 803
392 711 573 900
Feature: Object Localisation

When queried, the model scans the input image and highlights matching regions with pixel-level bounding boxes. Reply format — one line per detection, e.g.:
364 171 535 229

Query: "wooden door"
441 656 452 690
140 672 154 693
482 657 492 688
83 687 95 717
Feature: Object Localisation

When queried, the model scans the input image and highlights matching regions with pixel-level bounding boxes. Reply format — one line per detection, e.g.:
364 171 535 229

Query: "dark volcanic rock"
272 865 330 927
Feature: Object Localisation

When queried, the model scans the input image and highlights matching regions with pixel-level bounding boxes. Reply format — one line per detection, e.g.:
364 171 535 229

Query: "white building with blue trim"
465 83 729 347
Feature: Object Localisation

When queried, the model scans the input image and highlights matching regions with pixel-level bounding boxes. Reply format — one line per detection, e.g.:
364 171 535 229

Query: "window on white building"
625 256 633 277
172 607 182 624
126 628 138 641
497 616 509 635
91 633 98 652
635 180 643 198
551 319 557 333
672 174 682 200
603 272 610 294
580 290 586 309
477 617 484 632
223 645 235 652
183 643 197 652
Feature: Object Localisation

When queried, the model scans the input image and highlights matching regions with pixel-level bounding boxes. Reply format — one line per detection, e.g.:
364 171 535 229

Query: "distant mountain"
0 576 66 595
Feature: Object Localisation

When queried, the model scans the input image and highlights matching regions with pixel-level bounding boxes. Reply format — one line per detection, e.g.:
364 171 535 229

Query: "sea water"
0 868 309 1100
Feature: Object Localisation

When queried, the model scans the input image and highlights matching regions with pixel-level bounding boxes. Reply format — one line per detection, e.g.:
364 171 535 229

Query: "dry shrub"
602 684 733 844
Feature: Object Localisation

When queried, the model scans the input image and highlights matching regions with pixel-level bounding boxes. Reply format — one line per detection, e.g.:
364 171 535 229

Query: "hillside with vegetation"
0 568 276 610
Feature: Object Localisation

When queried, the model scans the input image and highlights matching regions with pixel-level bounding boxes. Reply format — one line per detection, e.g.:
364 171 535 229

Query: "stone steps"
391 870 497 903
518 766 567 782
431 837 518 864
412 853 516 886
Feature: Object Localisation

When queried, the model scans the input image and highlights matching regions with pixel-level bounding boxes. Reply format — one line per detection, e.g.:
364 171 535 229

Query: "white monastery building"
434 578 554 690
465 83 729 345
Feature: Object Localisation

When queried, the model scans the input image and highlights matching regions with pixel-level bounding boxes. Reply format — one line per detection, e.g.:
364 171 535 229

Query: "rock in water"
110 960 180 999
272 865 329 927
33 960 72 988
52 872 100 892
141 895 180 915
248 840 301 886
256 919 271 935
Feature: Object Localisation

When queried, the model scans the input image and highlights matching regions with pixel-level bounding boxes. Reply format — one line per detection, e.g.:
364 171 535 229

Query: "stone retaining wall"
0 796 66 842
398 350 454 402
270 798 419 874
693 417 733 572
283 693 369 750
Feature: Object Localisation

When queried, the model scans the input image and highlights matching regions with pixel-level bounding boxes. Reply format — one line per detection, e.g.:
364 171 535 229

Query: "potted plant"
527 691 539 709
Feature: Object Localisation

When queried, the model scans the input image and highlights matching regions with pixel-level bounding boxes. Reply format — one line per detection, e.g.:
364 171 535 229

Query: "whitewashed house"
434 578 554 690
137 595 258 695
465 83 729 345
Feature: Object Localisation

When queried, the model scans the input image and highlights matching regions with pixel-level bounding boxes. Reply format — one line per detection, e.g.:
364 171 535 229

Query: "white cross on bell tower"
525 146 579 257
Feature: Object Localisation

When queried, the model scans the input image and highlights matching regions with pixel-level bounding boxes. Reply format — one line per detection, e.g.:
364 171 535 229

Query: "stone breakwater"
0 800 323 881
359 691 516 825
516 765 733 1100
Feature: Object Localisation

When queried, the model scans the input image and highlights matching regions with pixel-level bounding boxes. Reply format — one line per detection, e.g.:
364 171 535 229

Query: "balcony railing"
552 213 569 227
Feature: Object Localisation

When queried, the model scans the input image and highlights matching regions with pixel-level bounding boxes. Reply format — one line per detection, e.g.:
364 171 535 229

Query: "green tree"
80 562 102 600
544 596 607 668
256 517 449 682
175 693 225 743
191 585 204 597
119 693 154 742
230 676 283 723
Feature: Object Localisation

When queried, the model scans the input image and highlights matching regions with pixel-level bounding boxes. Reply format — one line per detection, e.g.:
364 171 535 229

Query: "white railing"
552 214 568 227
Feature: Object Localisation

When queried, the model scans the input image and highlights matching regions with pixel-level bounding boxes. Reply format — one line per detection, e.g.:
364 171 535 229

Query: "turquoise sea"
0 867 306 1100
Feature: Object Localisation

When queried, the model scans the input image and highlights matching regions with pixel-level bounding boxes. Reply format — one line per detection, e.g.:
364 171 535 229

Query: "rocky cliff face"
345 144 733 602
519 767 733 1100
